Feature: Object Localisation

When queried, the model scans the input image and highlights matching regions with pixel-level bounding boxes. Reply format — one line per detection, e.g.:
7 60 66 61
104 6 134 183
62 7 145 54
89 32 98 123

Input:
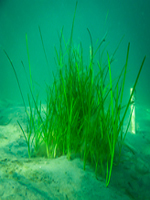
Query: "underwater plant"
3 1 146 187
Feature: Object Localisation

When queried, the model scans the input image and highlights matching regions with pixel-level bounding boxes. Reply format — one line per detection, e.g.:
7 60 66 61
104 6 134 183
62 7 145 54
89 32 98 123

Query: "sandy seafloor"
0 99 150 200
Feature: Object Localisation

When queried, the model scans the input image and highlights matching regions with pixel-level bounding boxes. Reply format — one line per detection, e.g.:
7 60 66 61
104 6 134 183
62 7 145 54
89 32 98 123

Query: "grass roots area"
3 3 146 187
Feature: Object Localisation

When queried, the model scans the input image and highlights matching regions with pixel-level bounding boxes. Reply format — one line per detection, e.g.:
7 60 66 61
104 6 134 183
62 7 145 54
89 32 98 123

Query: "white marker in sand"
130 88 136 134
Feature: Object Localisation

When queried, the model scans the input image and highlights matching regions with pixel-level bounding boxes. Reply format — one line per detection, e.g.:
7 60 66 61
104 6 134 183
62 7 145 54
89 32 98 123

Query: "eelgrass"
3 1 146 186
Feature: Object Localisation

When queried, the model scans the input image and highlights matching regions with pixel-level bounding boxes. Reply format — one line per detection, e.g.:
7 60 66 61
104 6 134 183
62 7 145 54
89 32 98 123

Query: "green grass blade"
3 49 26 109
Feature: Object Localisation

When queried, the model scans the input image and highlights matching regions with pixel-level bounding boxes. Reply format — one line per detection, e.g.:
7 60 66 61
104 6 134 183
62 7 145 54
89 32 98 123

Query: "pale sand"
0 100 150 200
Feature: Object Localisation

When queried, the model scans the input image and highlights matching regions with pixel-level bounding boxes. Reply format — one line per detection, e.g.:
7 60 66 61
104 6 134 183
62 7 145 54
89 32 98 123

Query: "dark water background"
0 0 149 108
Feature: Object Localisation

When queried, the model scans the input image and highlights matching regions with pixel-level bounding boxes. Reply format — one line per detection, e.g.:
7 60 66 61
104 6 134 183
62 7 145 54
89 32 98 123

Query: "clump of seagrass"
3 1 146 187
